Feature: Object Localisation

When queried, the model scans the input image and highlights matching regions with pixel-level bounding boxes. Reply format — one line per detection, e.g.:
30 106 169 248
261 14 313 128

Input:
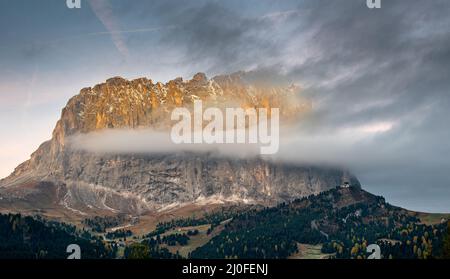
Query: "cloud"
67 129 262 158
85 25 176 36
153 1 284 74
88 0 129 58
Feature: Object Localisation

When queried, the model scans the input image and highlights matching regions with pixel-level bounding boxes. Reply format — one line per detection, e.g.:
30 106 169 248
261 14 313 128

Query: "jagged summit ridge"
56 71 308 138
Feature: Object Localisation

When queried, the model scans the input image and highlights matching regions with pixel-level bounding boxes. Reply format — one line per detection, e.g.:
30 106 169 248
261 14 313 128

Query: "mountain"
0 185 448 259
0 72 359 221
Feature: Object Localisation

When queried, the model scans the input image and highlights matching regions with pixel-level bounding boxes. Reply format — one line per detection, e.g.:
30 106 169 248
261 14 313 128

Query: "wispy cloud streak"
88 0 129 58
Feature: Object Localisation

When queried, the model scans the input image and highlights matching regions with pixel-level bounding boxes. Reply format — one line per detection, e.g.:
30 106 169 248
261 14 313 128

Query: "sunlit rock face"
0 72 359 215
53 71 309 137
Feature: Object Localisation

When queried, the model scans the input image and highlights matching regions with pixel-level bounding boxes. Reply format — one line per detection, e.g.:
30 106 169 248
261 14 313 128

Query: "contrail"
88 0 129 58
86 26 177 36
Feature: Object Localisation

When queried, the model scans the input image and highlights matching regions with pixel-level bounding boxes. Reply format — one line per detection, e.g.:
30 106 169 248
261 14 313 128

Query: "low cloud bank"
67 121 402 169
67 116 450 213
67 129 262 158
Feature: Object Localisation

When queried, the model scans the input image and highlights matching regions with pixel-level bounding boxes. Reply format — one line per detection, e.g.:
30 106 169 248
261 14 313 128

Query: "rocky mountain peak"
0 71 355 218
192 72 208 83
105 76 128 86
51 71 309 142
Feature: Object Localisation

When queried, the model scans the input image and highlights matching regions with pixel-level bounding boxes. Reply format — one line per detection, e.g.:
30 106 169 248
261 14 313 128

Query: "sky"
0 0 449 212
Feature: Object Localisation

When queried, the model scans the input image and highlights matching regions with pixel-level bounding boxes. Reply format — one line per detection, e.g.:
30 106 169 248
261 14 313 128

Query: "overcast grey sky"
0 0 449 212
